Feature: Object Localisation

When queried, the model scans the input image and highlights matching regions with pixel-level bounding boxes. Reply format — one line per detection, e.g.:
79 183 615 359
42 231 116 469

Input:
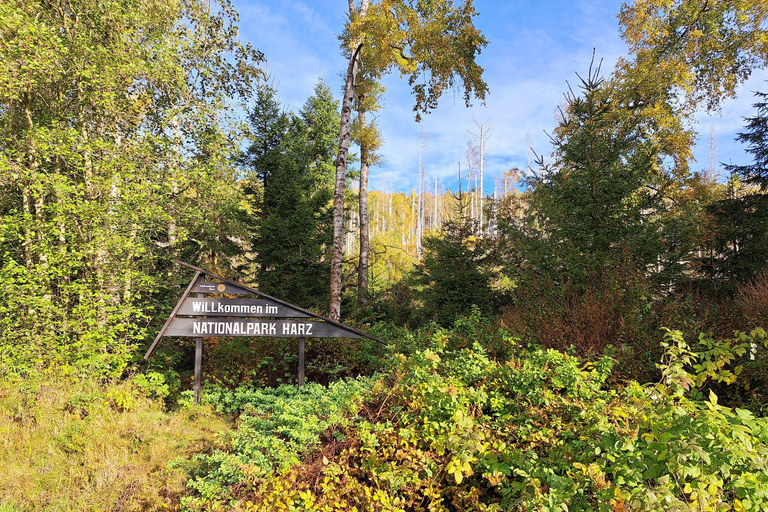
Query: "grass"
0 376 230 511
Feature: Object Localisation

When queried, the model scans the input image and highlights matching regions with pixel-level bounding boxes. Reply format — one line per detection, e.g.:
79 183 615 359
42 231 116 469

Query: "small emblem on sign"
217 284 226 292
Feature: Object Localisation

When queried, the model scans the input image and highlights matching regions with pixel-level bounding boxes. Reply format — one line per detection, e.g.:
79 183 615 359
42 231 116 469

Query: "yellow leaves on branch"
344 0 488 119
445 456 474 484
618 0 768 111
351 117 384 160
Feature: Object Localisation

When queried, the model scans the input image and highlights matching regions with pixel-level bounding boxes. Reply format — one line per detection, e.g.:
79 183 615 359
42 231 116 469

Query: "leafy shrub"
353 281 425 328
131 370 175 399
737 271 768 329
181 377 375 509
655 286 738 341
0 257 147 380
223 325 768 511
502 262 655 379
197 331 391 391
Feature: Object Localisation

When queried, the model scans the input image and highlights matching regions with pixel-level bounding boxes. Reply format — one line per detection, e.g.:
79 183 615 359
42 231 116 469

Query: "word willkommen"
190 300 278 315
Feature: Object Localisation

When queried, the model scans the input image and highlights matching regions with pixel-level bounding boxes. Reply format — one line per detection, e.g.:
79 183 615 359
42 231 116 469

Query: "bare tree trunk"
417 125 428 258
434 177 438 229
479 123 484 233
357 106 370 308
329 42 363 321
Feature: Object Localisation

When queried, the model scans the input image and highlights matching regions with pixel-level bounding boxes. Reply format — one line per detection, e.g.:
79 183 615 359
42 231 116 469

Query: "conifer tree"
415 192 493 326
709 89 768 282
726 90 768 191
516 64 673 286
242 80 338 309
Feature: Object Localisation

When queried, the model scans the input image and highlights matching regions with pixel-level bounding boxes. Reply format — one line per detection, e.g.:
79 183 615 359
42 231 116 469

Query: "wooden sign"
144 261 385 403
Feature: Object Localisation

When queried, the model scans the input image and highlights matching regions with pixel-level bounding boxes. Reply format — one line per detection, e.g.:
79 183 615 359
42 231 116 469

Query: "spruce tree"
243 81 338 309
709 89 768 282
518 65 672 287
415 196 493 326
725 91 768 190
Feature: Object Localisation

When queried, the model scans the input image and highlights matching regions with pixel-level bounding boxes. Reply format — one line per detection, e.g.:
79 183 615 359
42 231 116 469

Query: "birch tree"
328 0 488 320
0 0 262 375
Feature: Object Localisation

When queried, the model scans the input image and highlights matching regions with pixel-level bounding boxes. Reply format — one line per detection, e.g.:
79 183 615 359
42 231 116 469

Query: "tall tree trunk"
357 106 370 308
15 97 35 271
479 123 484 233
434 177 439 229
329 43 363 321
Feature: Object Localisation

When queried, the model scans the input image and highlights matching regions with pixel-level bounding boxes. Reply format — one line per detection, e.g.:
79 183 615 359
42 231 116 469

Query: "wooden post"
194 337 203 404
298 337 305 388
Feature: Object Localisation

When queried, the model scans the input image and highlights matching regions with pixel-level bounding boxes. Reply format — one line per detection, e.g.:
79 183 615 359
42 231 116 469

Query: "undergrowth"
182 377 375 509
3 314 767 512
176 320 768 511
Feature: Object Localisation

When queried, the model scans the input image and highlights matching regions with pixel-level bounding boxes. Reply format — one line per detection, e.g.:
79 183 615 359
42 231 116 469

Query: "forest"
1 0 768 510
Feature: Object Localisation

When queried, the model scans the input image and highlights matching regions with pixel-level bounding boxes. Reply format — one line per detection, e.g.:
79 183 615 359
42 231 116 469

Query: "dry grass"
502 270 650 357
737 271 768 329
0 377 229 511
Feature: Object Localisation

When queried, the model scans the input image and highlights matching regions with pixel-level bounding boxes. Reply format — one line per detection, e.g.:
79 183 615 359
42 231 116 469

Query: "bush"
0 257 147 380
185 323 768 511
181 377 375 509
502 262 657 380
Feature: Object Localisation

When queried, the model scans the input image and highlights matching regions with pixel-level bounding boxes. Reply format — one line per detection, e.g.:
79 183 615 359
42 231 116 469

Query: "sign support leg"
298 337 305 388
194 337 203 404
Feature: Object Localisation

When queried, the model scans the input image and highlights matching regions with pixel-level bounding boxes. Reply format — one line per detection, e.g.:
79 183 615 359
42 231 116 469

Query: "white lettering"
306 323 313 335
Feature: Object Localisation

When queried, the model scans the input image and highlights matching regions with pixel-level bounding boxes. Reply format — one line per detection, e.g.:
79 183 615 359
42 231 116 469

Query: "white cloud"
236 1 347 108
367 0 630 193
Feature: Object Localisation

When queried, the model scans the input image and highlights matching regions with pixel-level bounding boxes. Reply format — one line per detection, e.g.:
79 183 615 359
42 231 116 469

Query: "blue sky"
233 0 768 193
